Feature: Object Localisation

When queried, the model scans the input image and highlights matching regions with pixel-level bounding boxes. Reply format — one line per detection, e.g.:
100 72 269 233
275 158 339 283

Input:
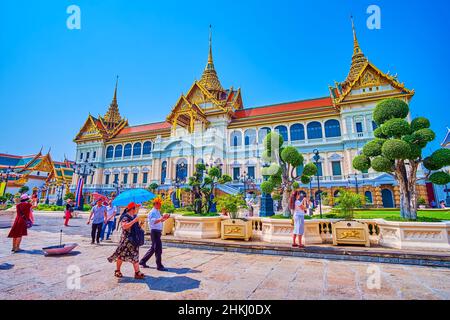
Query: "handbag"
18 204 33 229
122 213 145 247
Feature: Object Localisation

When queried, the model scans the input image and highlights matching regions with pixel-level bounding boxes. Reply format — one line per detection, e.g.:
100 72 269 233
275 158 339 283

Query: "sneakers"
139 262 150 268
157 266 167 271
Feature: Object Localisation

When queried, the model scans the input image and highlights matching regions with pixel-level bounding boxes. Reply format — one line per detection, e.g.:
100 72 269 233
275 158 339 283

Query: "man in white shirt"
100 200 117 241
139 198 169 271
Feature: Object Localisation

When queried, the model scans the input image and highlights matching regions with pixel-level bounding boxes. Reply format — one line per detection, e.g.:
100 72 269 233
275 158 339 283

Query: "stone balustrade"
171 214 450 251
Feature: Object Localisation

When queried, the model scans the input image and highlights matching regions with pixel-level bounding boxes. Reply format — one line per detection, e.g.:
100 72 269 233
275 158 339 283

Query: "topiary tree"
353 98 450 220
64 192 75 201
18 186 29 194
148 183 159 193
186 163 232 214
261 132 317 216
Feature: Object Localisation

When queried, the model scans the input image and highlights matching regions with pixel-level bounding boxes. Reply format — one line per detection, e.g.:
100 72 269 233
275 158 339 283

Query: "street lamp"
74 159 96 210
259 159 274 217
112 180 123 196
240 171 254 198
348 173 359 194
173 162 187 208
313 149 322 218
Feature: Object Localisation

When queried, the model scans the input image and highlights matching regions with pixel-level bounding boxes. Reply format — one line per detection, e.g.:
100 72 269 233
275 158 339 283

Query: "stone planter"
260 218 323 245
376 219 450 252
332 220 370 247
174 215 223 239
221 219 253 241
162 217 175 235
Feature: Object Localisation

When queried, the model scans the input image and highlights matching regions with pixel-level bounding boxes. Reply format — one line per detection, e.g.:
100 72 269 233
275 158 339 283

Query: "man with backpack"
139 197 170 271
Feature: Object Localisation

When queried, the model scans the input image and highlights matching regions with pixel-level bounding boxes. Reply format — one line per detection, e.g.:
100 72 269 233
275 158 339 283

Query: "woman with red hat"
107 202 145 279
8 193 34 252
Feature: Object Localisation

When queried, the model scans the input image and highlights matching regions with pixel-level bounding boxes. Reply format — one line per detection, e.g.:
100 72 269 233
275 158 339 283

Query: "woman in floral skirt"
107 202 145 279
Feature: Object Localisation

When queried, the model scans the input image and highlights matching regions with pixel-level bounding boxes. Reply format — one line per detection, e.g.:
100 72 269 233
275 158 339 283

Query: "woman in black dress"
107 202 145 279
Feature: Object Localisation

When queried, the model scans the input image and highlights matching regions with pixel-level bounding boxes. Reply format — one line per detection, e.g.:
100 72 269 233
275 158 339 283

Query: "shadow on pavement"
15 249 43 255
120 275 201 292
0 263 14 270
44 251 82 257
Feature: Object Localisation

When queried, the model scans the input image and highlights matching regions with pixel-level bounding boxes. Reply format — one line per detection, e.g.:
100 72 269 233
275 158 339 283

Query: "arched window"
176 159 188 182
290 124 305 141
365 191 373 204
106 146 114 159
161 161 167 184
324 120 341 138
143 141 152 155
133 142 142 156
230 131 242 147
275 125 288 142
307 122 323 139
244 129 256 146
258 127 271 143
123 143 132 157
372 121 378 131
114 145 123 159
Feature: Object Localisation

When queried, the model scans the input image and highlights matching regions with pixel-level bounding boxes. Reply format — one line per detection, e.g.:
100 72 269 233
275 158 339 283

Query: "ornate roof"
198 26 224 93
329 18 414 107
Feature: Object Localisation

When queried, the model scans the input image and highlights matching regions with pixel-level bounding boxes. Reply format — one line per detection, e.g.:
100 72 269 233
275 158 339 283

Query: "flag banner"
0 182 6 196
75 177 84 208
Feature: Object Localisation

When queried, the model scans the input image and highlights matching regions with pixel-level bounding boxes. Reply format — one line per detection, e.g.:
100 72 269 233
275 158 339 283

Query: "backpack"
119 212 145 247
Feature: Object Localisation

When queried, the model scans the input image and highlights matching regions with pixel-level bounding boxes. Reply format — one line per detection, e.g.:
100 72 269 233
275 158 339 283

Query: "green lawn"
270 210 450 222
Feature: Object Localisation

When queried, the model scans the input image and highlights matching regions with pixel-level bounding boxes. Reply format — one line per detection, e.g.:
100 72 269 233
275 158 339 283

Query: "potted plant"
417 197 427 209
331 190 370 247
216 194 253 241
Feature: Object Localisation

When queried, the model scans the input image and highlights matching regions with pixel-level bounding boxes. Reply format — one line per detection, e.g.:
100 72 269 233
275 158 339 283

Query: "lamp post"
313 149 322 218
445 184 450 207
259 160 274 217
74 159 96 210
173 162 187 208
348 173 359 194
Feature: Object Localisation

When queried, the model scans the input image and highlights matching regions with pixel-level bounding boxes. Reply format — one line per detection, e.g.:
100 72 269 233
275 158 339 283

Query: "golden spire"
199 25 224 92
104 76 122 126
345 16 368 84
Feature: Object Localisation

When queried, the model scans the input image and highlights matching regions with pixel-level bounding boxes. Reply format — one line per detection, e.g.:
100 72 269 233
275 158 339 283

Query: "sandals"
134 271 145 279
292 244 298 247
114 270 123 278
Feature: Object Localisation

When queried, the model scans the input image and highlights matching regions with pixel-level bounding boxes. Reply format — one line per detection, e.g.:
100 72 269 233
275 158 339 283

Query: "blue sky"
0 0 449 161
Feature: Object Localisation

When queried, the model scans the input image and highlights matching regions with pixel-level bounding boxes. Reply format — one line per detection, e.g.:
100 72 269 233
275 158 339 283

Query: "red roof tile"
118 122 171 135
233 97 333 119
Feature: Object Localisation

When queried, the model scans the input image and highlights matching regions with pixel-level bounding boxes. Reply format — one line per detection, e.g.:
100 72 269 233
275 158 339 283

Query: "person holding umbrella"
139 197 170 271
107 202 145 279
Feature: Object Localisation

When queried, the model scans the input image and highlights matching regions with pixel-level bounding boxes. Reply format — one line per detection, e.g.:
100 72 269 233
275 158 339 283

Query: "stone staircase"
216 184 240 195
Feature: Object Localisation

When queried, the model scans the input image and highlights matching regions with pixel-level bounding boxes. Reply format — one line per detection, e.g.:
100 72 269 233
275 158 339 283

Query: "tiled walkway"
0 212 449 300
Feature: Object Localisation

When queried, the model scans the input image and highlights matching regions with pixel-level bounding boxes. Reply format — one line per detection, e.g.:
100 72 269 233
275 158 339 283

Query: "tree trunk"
395 161 418 220
282 188 291 217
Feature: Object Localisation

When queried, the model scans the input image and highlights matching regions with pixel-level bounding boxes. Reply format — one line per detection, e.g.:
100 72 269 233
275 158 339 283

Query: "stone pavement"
0 212 450 300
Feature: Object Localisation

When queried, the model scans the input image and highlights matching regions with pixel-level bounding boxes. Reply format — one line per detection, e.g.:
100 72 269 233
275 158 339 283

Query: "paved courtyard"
0 212 449 300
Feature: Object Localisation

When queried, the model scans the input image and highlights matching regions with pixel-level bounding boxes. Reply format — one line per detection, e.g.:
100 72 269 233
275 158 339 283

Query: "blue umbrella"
112 189 156 207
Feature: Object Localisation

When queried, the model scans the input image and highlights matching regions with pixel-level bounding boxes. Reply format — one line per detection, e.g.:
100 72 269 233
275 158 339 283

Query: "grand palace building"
71 21 429 208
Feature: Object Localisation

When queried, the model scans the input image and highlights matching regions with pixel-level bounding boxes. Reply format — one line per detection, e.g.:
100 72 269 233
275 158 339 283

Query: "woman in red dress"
8 193 33 252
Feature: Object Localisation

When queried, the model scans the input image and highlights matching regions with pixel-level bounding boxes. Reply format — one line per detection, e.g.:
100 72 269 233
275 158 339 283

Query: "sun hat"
127 202 139 211
20 193 30 201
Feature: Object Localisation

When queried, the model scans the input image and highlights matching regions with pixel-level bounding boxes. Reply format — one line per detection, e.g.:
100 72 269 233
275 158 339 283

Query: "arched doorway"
381 189 394 208
161 161 167 185
175 158 188 182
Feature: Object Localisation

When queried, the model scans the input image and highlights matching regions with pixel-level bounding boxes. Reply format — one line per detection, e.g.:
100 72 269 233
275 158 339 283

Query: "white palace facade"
71 22 428 208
